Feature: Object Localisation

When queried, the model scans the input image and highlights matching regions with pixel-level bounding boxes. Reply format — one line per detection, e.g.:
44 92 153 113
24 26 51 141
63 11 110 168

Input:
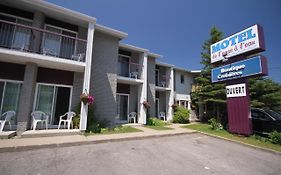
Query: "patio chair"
0 111 15 132
58 112 76 130
129 72 138 79
42 47 56 56
159 112 166 121
31 111 48 131
71 53 85 62
128 112 137 123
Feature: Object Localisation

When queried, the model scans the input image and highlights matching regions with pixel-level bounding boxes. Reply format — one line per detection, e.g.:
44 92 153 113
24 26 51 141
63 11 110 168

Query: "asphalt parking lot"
0 133 280 175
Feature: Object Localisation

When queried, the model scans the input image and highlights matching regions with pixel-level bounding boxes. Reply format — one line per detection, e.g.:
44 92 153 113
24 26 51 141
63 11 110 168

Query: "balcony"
0 19 87 62
117 59 144 85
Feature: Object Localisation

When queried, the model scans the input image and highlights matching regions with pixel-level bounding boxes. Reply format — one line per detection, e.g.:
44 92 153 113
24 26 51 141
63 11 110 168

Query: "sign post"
211 24 267 135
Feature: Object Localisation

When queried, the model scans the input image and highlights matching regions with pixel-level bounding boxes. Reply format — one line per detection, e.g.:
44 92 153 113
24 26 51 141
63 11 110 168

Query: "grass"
183 123 281 152
84 126 142 136
145 125 174 130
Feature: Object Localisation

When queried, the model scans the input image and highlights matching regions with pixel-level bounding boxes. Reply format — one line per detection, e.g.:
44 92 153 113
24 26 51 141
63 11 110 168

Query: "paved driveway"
0 133 280 175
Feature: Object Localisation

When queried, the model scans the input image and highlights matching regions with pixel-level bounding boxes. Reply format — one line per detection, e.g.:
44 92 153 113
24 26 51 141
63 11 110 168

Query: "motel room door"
116 93 129 122
34 84 72 126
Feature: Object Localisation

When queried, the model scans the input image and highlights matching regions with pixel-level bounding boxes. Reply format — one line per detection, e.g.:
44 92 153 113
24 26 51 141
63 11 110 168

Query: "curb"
194 131 281 155
0 132 195 153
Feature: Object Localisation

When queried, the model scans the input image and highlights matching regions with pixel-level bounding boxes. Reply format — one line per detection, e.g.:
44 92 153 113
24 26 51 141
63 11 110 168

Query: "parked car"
251 108 281 135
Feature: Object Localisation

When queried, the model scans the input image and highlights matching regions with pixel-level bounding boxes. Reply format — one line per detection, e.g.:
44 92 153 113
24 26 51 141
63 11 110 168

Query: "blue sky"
47 0 281 83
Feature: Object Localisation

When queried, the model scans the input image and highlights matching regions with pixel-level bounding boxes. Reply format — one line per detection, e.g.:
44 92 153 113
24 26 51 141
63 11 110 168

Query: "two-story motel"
0 0 199 135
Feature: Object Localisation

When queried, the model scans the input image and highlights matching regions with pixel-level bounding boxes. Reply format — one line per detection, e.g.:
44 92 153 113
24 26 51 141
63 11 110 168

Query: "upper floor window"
42 25 78 59
180 74 184 84
0 13 32 50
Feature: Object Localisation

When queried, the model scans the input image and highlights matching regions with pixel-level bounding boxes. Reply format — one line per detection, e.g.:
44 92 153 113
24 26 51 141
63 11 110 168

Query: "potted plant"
171 103 178 110
80 92 94 105
142 101 151 109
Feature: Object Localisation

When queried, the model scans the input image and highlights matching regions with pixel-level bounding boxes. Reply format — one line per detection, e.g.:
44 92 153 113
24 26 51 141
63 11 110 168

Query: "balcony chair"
42 47 56 56
159 81 166 87
159 112 166 121
58 112 76 130
31 111 49 131
128 112 137 123
129 72 138 79
71 53 85 62
0 111 15 132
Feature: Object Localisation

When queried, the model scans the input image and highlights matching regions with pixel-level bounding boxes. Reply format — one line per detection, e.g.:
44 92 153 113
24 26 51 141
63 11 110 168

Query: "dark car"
251 108 281 135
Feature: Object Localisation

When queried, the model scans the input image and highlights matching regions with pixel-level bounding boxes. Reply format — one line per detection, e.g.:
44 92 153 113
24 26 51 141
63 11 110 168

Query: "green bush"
147 118 165 126
208 118 223 130
72 115 80 129
269 131 281 145
173 107 190 124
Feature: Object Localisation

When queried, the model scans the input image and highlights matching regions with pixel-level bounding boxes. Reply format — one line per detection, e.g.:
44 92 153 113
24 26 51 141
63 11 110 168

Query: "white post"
167 67 174 121
80 22 95 131
138 53 148 124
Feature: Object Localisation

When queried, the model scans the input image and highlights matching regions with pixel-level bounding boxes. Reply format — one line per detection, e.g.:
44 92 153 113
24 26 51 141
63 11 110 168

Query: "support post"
138 53 148 124
80 22 95 131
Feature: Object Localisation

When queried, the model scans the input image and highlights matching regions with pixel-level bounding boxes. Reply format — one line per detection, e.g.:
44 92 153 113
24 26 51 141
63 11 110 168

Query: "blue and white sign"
211 25 264 63
211 56 267 83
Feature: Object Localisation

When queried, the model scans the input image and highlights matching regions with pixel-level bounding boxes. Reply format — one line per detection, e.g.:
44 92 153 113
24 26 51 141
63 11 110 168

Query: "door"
0 81 21 125
155 98 159 117
155 69 159 86
117 94 129 121
35 84 71 125
118 56 130 77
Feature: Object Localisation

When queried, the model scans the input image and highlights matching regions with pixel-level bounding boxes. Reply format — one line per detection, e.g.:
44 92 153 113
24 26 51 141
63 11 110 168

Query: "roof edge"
24 0 96 22
96 24 128 39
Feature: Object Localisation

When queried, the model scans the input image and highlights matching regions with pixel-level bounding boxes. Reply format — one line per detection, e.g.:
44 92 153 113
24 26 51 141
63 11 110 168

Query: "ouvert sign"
210 25 265 63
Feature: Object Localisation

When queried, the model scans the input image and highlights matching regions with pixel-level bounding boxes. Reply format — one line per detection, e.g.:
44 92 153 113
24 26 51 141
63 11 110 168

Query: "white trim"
80 22 95 131
95 24 127 39
119 43 149 53
147 52 163 58
21 0 96 23
0 79 23 84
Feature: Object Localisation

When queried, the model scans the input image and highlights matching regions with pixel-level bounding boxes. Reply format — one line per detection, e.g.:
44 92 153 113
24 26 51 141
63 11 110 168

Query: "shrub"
147 118 165 126
72 115 80 129
269 131 281 145
173 107 190 124
208 118 223 130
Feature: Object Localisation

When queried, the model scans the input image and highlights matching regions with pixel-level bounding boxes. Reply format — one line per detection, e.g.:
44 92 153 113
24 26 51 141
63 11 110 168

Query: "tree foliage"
249 78 281 113
191 27 226 122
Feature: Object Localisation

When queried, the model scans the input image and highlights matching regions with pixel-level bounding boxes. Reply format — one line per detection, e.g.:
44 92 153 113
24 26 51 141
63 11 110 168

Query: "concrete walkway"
0 124 195 152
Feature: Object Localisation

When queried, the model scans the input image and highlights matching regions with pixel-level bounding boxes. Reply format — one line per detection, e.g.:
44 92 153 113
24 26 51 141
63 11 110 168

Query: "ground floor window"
0 80 22 125
34 83 72 125
116 93 129 122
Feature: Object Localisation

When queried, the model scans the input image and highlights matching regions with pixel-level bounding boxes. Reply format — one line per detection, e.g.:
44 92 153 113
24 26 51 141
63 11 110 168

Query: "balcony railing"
118 60 143 79
156 74 169 88
0 19 87 62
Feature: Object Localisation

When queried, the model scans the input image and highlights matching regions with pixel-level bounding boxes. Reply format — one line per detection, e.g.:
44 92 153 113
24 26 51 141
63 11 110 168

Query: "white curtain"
35 85 54 124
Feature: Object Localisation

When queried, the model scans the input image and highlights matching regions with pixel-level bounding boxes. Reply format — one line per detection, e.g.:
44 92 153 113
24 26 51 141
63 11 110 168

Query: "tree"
191 27 226 122
249 78 281 113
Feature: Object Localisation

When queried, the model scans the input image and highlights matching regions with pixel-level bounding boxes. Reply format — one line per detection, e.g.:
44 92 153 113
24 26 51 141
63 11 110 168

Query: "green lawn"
183 123 281 152
145 125 174 130
85 126 142 136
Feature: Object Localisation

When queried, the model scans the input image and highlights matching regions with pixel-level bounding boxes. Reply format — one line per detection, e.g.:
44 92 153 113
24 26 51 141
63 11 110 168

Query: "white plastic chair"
128 112 137 123
71 53 85 62
159 112 166 121
58 112 76 130
0 111 15 132
129 72 138 79
31 111 48 131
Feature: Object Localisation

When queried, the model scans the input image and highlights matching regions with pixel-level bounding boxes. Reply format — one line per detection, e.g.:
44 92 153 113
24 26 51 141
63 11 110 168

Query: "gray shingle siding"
90 31 119 126
71 72 84 111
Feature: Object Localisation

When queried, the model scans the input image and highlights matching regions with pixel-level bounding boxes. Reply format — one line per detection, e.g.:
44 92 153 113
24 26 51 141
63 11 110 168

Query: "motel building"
0 0 199 137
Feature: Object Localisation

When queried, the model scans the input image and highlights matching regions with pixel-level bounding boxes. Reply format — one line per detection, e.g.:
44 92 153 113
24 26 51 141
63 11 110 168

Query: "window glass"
180 74 184 84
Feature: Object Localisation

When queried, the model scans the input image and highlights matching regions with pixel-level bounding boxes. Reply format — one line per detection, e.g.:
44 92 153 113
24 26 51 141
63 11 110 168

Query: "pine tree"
249 78 281 112
191 27 226 122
